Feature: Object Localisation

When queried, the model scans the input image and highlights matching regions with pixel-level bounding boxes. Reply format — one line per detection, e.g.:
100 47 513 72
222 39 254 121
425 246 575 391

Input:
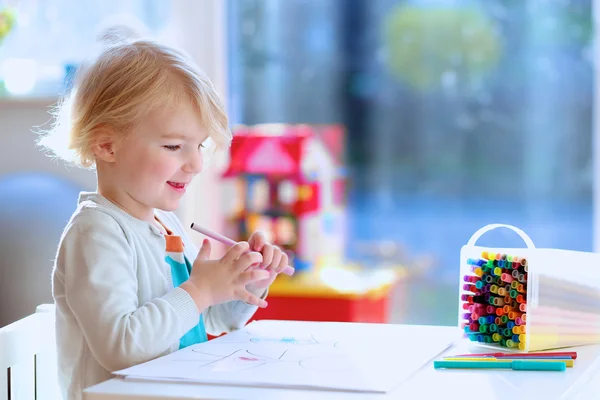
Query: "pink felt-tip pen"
190 223 295 276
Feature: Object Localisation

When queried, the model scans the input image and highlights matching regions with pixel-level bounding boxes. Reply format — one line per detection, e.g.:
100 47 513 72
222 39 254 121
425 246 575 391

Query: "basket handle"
466 224 535 249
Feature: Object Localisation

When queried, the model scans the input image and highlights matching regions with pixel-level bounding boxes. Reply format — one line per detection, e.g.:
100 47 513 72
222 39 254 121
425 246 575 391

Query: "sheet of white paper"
114 320 458 393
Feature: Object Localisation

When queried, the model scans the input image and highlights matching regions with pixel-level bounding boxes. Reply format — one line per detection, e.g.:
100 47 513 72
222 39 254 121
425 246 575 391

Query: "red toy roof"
223 124 345 178
223 134 306 178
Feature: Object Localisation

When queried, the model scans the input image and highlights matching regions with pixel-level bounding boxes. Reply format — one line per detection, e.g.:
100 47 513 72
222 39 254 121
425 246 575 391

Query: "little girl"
38 29 288 400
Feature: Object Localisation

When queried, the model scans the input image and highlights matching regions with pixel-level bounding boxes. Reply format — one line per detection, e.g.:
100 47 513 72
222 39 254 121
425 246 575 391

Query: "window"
227 0 593 325
0 0 171 98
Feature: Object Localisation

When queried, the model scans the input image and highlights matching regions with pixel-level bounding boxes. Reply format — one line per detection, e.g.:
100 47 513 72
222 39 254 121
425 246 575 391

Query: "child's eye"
163 145 180 151
199 143 205 149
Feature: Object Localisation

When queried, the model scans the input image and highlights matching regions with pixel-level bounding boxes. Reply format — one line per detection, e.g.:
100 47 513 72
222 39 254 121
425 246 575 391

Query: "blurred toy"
221 124 346 273
0 7 16 42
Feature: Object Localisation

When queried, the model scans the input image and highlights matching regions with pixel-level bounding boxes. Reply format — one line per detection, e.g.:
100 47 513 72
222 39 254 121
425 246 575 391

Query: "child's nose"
184 152 203 174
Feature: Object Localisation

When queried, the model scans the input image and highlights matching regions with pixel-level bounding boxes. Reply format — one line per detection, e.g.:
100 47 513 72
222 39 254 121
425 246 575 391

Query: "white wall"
0 99 96 189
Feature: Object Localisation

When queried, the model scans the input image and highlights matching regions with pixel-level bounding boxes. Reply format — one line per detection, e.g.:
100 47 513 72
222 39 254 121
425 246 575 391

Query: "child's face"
111 101 208 218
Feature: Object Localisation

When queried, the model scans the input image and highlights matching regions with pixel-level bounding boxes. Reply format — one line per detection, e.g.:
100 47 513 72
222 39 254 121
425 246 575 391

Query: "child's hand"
181 239 270 309
245 231 289 293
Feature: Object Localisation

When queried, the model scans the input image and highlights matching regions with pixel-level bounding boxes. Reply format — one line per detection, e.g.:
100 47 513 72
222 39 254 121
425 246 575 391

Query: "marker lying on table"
434 360 566 371
190 223 295 276
449 355 573 360
452 351 578 359
443 357 574 367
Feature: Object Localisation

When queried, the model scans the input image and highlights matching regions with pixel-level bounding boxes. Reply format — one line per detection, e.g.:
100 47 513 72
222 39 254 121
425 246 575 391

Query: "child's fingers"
196 239 211 261
238 288 268 308
269 247 282 272
276 251 289 273
222 242 250 263
235 251 263 271
238 268 270 285
259 243 274 269
249 231 267 251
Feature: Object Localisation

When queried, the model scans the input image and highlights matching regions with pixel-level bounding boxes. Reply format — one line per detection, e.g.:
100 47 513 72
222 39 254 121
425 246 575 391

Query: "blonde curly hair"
38 28 230 168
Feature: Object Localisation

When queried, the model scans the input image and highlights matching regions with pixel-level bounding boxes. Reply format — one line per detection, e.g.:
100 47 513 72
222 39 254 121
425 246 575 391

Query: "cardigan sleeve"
57 209 200 371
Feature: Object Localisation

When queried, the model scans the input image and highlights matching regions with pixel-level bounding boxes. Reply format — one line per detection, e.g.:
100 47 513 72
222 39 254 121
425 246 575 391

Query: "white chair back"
0 304 60 399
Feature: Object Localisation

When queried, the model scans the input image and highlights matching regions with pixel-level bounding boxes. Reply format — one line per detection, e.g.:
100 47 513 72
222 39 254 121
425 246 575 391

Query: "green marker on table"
434 360 566 371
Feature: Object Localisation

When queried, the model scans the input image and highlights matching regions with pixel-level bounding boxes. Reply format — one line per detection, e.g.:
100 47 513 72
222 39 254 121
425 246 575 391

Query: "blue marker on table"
434 360 566 371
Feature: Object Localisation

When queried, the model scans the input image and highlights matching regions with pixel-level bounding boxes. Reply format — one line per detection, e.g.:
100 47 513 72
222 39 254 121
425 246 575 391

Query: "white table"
84 324 600 400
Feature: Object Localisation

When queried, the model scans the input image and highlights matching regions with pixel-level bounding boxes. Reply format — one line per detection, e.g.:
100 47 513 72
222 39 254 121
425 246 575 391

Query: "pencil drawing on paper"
221 329 341 347
168 330 351 373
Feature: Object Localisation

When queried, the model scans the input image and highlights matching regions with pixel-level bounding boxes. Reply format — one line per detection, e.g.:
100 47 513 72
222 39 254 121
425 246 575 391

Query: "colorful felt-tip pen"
452 351 577 359
434 360 566 371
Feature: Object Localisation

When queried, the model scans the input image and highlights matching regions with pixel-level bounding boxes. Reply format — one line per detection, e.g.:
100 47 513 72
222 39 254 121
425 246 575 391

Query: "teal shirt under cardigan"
164 233 208 348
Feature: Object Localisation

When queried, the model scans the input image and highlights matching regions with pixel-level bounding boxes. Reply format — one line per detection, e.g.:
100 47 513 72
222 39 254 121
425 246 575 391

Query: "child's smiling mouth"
167 181 187 192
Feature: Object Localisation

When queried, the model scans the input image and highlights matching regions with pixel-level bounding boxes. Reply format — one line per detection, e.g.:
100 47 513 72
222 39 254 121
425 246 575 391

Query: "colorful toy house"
221 124 346 273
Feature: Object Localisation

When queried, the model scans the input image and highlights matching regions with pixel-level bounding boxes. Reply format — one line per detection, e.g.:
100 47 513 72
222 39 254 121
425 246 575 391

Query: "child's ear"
92 131 117 163
93 142 116 162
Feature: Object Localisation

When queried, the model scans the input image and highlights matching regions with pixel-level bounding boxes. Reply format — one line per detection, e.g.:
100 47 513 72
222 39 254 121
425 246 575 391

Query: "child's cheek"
147 155 176 179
